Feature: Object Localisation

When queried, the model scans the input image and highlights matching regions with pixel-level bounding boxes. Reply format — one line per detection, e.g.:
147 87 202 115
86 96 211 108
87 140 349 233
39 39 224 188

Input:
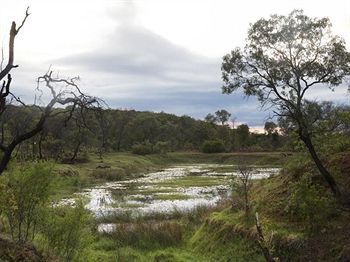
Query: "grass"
87 203 232 262
7 151 350 261
106 221 183 249
85 243 211 262
152 193 191 201
155 175 226 188
50 151 287 262
190 209 265 262
38 152 294 261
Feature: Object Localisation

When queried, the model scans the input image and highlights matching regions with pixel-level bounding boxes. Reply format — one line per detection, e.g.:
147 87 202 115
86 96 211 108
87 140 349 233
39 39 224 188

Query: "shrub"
153 141 171 154
284 172 336 233
41 201 93 261
201 140 225 153
0 162 54 243
230 165 253 218
131 140 153 155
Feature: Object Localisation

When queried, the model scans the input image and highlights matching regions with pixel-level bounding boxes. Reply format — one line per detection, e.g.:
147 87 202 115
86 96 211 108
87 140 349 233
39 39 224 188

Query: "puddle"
56 164 280 232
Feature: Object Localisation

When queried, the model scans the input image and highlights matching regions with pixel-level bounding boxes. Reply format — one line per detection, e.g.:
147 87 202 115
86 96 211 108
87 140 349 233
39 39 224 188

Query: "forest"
1 105 285 162
0 6 350 262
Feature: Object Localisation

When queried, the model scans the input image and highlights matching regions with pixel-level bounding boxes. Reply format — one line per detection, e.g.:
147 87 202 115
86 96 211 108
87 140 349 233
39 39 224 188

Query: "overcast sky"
1 0 350 130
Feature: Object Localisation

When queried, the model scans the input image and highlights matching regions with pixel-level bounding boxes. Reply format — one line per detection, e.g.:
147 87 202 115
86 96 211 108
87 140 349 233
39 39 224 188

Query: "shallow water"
57 164 279 225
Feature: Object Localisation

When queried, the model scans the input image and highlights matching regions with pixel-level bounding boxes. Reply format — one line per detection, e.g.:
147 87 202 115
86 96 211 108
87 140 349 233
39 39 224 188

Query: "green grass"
155 175 226 188
190 210 264 262
47 152 291 261
84 242 211 262
136 188 176 195
152 193 191 201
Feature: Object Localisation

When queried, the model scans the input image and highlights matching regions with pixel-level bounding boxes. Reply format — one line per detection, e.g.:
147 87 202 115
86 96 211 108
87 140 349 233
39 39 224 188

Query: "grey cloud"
54 21 276 127
58 23 220 87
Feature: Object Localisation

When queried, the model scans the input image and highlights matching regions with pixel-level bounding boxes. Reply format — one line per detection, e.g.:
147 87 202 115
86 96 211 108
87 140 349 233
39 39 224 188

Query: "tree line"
0 105 286 162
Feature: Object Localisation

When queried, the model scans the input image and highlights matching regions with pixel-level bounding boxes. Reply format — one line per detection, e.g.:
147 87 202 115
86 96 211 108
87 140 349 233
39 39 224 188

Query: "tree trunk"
0 115 46 175
244 184 249 216
38 133 43 159
116 125 125 152
71 139 81 161
300 134 341 198
0 148 13 174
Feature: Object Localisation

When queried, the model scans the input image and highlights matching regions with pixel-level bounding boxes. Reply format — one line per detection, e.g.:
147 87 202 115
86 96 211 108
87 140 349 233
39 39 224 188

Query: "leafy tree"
264 121 277 135
264 121 279 149
236 124 250 149
204 113 217 124
131 140 153 155
215 109 231 125
201 139 225 153
221 10 350 197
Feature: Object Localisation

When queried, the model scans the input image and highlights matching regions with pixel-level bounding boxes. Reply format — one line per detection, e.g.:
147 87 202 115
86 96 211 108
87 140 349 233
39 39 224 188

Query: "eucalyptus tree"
204 113 217 124
221 10 350 197
215 109 231 125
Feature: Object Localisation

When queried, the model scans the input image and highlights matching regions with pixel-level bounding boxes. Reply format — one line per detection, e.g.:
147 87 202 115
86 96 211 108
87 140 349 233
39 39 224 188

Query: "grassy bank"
186 153 350 262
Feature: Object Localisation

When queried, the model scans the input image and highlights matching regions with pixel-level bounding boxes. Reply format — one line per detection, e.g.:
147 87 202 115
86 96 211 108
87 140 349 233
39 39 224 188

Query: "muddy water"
57 164 279 229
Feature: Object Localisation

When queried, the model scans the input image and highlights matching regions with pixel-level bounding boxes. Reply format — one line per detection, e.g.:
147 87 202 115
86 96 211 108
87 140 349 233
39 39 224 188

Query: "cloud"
54 4 246 121
51 2 349 128
58 24 220 89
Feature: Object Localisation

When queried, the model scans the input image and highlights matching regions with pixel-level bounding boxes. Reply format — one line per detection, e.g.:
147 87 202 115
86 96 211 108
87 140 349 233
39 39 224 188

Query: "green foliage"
0 162 54 243
153 141 171 154
284 172 336 233
9 107 287 162
91 168 127 181
201 140 225 153
131 140 153 155
108 221 182 249
215 109 231 125
204 113 217 124
41 201 93 261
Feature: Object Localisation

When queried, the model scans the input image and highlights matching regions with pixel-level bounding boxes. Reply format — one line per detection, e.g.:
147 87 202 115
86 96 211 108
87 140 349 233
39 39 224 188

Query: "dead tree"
0 71 101 174
0 8 101 174
0 8 30 114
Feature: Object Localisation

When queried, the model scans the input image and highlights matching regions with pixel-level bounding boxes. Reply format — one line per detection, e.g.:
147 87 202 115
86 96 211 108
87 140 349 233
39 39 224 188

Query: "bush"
131 140 153 155
153 141 171 154
41 201 93 261
0 162 54 243
284 172 336 233
201 140 225 153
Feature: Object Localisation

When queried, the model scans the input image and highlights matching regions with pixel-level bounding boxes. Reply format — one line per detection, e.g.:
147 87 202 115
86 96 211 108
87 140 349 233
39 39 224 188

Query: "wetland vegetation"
0 6 350 262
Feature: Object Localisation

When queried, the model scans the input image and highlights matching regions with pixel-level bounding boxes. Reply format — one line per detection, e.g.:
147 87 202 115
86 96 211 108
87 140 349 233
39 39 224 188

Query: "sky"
1 0 350 131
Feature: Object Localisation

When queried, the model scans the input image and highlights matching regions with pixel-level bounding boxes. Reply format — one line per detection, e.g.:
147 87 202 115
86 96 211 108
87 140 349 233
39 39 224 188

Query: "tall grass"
106 221 183 249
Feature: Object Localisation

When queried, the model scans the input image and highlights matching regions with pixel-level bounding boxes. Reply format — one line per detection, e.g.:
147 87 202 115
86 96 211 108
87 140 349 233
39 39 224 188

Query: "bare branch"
0 8 30 81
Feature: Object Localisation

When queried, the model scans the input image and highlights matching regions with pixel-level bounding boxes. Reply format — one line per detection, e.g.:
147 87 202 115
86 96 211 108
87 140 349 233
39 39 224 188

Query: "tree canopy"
221 10 350 198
